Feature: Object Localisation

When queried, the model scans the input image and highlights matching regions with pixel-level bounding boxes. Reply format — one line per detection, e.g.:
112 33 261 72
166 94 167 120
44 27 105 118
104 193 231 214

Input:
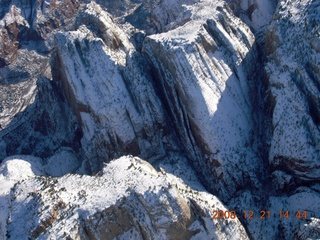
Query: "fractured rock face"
0 0 320 239
0 0 83 161
143 0 263 200
54 2 179 172
265 0 320 184
0 6 26 67
0 49 81 160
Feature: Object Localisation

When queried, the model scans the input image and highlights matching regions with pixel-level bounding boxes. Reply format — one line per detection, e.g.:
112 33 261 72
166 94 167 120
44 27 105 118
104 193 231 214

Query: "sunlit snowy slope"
0 0 319 239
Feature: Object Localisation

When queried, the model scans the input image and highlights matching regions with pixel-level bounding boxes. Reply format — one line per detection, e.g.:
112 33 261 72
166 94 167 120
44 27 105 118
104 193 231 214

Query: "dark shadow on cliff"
142 36 272 205
0 76 82 163
140 33 274 238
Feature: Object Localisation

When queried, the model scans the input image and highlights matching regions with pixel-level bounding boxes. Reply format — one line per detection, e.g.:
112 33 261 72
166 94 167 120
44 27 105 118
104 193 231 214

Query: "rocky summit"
0 0 319 239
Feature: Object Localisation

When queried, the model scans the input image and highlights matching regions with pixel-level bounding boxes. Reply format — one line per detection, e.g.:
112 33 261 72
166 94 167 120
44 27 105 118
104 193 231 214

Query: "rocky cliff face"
0 0 82 160
54 3 179 173
143 0 265 202
0 0 319 239
265 0 320 187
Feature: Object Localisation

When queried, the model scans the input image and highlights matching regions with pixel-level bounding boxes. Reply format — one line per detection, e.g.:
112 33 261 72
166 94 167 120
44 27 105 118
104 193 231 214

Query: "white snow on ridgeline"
0 155 249 239
144 0 262 200
53 1 178 168
265 0 320 181
146 0 256 153
243 0 275 30
44 148 80 177
1 5 29 28
0 156 43 240
55 26 140 147
0 156 43 181
0 150 83 239
80 2 133 52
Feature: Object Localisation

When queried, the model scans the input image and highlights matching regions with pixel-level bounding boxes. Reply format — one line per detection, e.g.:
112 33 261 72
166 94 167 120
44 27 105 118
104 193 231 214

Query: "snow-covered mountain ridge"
0 0 319 239
1 155 249 239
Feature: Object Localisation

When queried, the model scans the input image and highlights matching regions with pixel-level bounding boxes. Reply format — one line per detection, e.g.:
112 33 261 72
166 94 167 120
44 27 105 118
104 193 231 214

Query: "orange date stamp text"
212 210 308 220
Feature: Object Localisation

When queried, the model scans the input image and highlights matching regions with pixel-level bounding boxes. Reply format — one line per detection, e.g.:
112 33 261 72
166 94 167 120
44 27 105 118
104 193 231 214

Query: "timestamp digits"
212 210 237 219
212 210 308 220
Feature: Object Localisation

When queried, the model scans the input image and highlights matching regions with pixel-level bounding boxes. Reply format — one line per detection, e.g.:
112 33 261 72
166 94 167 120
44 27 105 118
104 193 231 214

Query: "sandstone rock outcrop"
0 0 319 239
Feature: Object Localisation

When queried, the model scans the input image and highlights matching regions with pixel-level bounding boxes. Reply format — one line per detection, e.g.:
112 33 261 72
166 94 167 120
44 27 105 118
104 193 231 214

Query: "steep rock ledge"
54 2 179 172
0 0 84 162
0 48 80 161
264 0 320 186
0 0 320 239
143 0 264 201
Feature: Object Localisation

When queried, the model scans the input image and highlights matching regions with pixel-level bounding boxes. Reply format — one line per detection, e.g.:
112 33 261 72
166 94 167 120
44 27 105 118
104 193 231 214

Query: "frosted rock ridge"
0 0 319 239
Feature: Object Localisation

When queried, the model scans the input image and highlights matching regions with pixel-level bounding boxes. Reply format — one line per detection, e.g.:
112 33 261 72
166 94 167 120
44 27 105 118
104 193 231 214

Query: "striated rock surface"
54 2 179 172
143 0 263 201
0 0 319 239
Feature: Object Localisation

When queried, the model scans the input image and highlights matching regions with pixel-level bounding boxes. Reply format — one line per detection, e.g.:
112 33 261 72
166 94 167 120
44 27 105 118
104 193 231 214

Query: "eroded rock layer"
0 0 319 239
